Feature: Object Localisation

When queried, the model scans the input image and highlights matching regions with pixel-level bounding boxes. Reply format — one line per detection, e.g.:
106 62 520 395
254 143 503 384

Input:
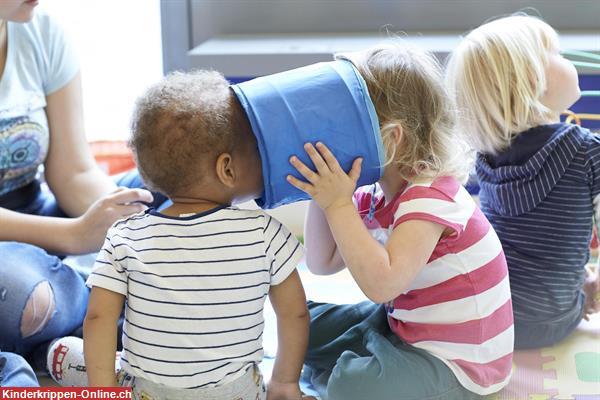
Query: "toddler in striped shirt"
84 71 312 400
287 43 514 399
446 14 600 349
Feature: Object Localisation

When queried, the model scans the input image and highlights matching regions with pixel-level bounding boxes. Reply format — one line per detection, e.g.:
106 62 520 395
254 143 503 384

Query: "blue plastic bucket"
231 59 384 209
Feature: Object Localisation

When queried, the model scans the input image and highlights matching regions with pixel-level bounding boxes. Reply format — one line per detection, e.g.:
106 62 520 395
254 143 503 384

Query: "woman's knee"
0 352 39 387
0 242 86 349
21 281 56 338
0 243 58 338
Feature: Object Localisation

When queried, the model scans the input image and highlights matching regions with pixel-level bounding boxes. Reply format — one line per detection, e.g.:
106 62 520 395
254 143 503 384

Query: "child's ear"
215 153 236 188
392 125 403 145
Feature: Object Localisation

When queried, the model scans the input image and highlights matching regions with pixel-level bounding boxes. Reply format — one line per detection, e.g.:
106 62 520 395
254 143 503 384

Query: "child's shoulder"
397 177 478 234
402 176 466 203
224 207 279 227
354 177 469 216
541 122 599 149
225 206 269 218
546 123 600 160
109 210 151 233
576 124 600 148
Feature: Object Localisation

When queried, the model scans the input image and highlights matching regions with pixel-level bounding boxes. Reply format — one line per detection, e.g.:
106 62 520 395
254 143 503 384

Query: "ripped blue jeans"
0 171 168 356
0 242 90 355
0 352 39 387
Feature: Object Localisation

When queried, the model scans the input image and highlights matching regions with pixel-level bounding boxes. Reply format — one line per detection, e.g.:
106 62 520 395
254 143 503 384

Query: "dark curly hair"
129 70 247 196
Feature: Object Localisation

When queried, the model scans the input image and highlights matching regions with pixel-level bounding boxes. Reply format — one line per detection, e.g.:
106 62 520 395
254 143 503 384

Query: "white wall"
40 0 163 142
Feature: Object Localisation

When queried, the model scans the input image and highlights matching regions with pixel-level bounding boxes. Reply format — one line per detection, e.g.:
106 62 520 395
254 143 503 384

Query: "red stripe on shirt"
393 212 464 236
398 177 461 204
444 207 491 253
398 186 454 203
388 299 513 345
430 209 490 262
392 252 508 310
429 176 462 198
452 352 514 388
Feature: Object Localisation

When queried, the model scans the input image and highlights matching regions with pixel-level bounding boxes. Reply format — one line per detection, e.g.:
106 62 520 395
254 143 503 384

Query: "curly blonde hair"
338 42 471 183
445 14 559 154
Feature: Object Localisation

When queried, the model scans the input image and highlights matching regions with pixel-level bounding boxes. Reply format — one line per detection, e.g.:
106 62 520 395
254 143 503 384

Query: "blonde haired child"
288 43 513 399
446 14 600 349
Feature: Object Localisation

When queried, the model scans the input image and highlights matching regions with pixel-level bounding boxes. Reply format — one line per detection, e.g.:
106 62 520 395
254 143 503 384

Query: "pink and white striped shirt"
354 176 513 395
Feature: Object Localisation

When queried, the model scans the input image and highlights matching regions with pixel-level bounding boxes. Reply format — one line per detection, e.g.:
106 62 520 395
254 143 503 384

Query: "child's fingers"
304 143 330 174
315 142 343 173
289 156 319 183
583 313 590 321
286 174 313 195
348 158 363 182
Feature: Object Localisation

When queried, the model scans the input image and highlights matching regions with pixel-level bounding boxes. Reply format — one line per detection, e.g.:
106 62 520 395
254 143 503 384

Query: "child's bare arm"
326 210 444 303
83 287 125 387
304 200 345 275
267 269 309 400
288 142 445 303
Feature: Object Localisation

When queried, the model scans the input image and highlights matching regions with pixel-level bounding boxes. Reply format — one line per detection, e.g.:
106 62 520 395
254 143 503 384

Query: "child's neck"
379 170 409 205
540 113 561 125
161 197 228 217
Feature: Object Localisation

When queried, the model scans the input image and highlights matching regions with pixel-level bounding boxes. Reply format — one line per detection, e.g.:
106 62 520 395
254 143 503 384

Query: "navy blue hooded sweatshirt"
477 123 600 325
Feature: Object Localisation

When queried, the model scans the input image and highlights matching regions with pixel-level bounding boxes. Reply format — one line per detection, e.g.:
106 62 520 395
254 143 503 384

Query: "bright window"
40 1 163 141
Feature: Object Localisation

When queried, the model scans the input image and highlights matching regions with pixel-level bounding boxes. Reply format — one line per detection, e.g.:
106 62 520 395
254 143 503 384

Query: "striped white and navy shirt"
86 206 303 389
477 123 600 326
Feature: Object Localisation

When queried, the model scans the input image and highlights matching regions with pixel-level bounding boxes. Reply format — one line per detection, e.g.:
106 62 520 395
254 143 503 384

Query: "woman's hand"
67 187 153 254
287 142 362 212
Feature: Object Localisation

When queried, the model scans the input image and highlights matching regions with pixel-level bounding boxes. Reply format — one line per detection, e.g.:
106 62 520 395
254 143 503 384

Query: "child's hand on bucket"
287 142 362 213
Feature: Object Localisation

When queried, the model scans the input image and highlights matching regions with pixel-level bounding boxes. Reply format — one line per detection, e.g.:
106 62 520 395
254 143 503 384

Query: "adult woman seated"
0 0 160 383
